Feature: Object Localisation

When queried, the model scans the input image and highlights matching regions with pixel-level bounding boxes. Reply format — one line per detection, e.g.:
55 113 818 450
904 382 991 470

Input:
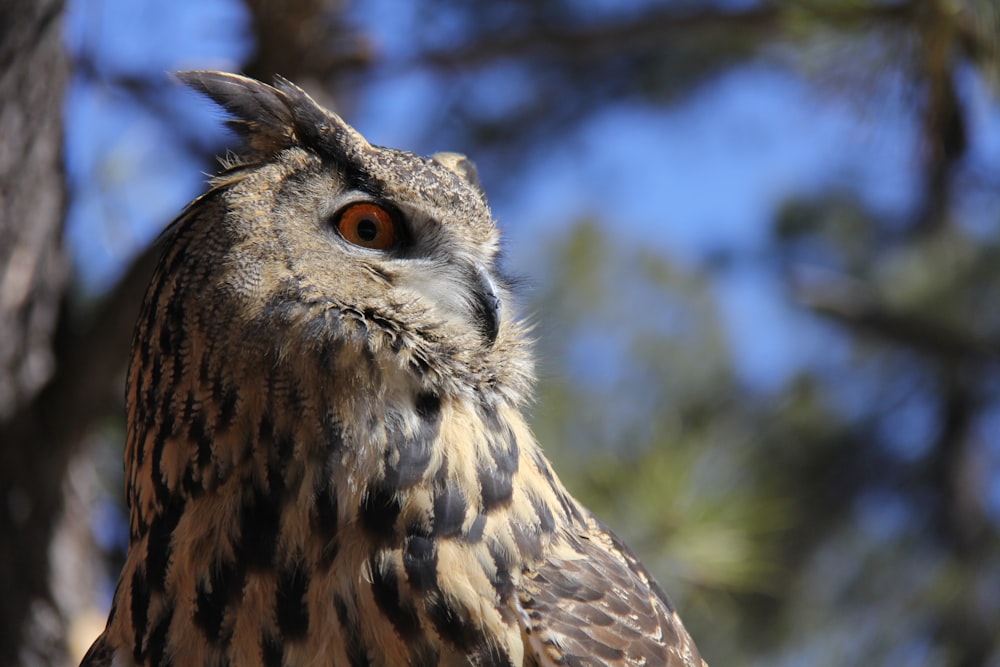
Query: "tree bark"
0 0 71 664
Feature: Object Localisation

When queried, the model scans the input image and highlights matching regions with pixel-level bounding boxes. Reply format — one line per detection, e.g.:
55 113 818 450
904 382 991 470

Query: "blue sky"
62 0 1000 396
62 0 251 294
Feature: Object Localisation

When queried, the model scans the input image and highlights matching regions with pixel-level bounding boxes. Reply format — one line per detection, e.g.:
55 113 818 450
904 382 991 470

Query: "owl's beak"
473 266 502 347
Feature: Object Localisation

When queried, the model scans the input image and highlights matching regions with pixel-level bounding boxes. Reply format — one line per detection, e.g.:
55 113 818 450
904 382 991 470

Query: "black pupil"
357 218 378 242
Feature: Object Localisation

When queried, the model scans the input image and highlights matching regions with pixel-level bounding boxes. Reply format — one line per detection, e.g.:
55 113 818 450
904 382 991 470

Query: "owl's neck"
113 332 585 665
123 323 569 542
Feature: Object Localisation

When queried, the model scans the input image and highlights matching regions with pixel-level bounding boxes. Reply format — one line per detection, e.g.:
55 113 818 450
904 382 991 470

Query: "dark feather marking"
193 557 244 642
266 87 386 197
366 264 396 285
312 476 339 570
159 232 194 278
151 413 175 504
335 154 385 198
409 355 432 376
427 596 503 662
333 594 371 667
129 567 150 662
157 315 175 361
187 401 212 468
257 295 300 335
408 643 441 667
593 642 627 661
601 587 634 617
533 566 601 603
145 496 184 591
276 429 295 467
580 605 616 627
198 349 212 385
239 485 281 570
131 513 148 544
360 480 402 542
164 286 186 327
478 461 513 511
466 513 487 543
134 376 149 456
557 622 593 641
157 388 175 426
165 308 188 399
240 435 254 463
426 595 473 649
383 425 436 490
284 378 304 418
258 350 279 465
214 376 238 433
181 390 199 424
142 276 166 336
478 416 519 512
402 534 437 592
488 428 519 476
479 408 519 472
137 335 152 384
140 380 157 437
370 556 422 640
257 411 275 449
276 559 310 639
415 392 440 423
510 521 543 561
266 460 286 500
363 308 400 334
145 608 172 667
476 642 512 667
488 546 514 599
322 410 344 451
529 492 556 534
432 481 467 538
318 335 340 372
149 353 163 398
261 631 283 667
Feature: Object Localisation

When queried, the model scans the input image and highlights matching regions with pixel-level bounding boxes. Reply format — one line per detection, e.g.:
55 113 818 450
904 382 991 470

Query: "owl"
80 71 708 667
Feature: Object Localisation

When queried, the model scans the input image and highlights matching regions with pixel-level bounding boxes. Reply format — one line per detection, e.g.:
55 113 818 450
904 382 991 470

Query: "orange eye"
335 203 397 250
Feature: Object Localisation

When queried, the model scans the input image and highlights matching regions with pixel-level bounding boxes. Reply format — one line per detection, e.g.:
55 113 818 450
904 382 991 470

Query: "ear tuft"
176 70 297 160
431 152 482 191
177 70 372 164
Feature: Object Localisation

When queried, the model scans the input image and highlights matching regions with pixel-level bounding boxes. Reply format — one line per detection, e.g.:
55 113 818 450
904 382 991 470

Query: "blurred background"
2 0 1000 665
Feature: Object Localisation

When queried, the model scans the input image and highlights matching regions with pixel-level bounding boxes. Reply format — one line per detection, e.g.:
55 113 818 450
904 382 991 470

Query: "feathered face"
165 72 531 402
124 72 534 541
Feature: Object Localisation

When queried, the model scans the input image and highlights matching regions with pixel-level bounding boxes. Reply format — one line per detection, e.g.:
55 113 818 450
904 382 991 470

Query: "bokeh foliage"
5 0 999 665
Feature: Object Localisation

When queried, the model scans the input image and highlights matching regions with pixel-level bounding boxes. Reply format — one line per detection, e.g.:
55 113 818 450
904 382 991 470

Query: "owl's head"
159 72 532 405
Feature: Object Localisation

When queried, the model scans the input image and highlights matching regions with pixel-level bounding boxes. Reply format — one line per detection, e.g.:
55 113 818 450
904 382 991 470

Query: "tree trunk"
0 0 71 664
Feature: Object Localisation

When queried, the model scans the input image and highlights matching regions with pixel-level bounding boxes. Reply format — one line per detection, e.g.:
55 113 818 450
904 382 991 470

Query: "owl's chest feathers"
119 359 583 666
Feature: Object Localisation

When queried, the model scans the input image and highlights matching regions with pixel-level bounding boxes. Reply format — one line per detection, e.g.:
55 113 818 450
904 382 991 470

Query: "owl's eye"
335 203 397 250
